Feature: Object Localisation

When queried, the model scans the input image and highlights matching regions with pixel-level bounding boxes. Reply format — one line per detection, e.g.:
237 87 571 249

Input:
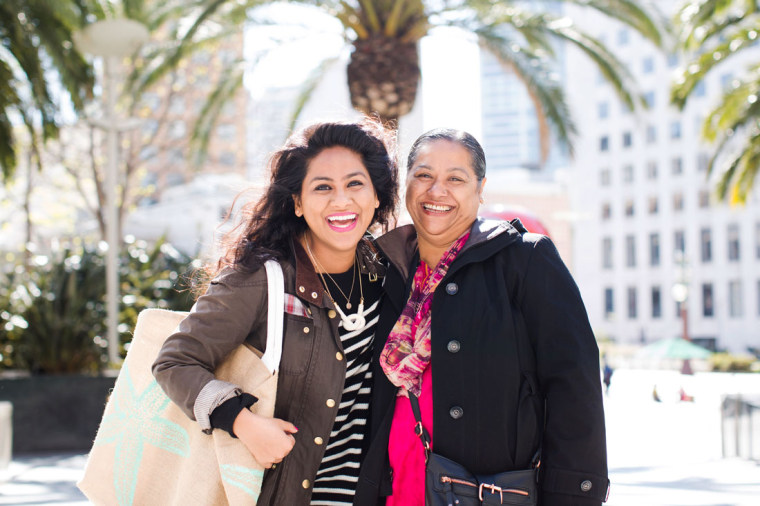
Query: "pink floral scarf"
380 231 470 397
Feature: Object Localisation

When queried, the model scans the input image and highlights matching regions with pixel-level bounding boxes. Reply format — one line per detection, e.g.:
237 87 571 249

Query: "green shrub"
0 238 196 374
710 352 758 373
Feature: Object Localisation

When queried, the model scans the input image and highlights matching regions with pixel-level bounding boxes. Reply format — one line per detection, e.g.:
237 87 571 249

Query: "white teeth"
327 214 357 223
423 203 452 212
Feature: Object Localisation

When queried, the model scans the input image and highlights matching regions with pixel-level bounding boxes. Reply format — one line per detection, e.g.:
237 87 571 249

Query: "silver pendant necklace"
304 238 366 331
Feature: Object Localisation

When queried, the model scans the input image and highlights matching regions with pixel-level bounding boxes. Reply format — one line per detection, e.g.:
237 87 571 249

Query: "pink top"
386 365 433 506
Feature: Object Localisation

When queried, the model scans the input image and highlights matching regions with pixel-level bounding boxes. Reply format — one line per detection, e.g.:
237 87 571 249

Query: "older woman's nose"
427 178 448 197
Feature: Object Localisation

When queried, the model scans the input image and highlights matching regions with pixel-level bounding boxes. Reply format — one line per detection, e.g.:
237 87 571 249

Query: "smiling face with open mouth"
294 146 379 272
406 139 485 266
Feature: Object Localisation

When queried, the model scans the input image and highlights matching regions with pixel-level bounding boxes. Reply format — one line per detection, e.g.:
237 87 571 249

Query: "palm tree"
0 0 98 181
671 0 760 204
157 0 665 162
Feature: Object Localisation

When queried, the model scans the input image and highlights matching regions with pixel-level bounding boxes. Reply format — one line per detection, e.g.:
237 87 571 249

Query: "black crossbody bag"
408 392 540 506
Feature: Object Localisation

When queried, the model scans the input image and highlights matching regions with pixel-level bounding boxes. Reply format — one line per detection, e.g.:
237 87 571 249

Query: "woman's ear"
478 177 487 203
293 195 303 217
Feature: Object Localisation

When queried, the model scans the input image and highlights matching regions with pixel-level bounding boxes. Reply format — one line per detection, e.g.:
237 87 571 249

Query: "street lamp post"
74 19 149 365
672 251 690 342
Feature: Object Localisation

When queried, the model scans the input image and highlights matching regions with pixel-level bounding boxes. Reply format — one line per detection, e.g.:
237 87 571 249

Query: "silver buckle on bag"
479 483 503 503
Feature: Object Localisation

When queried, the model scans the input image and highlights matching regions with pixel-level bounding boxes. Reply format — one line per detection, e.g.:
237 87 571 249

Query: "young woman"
153 119 398 505
357 128 608 505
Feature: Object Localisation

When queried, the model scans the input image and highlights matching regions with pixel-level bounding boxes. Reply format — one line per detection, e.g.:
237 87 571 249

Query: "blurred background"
0 0 759 504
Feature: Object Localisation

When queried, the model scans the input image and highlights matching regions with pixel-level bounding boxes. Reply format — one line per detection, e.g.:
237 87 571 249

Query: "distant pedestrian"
653 385 662 402
603 362 614 394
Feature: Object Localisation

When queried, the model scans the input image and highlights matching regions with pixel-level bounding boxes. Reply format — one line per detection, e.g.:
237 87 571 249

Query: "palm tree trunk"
347 36 420 125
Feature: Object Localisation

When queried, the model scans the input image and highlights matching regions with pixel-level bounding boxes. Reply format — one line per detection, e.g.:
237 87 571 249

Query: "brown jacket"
152 238 384 505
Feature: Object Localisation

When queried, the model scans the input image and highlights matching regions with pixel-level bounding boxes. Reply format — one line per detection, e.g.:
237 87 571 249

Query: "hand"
232 410 298 468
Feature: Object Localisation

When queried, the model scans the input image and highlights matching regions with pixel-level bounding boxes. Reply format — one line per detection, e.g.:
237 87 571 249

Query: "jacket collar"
376 217 522 280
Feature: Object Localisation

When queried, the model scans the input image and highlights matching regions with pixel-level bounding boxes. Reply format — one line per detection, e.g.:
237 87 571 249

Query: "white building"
565 2 760 353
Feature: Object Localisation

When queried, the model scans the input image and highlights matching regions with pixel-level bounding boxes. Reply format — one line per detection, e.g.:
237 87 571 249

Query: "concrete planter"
0 372 116 455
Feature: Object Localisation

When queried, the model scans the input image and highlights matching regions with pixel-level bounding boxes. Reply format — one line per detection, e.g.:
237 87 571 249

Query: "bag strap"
408 392 431 462
261 259 285 374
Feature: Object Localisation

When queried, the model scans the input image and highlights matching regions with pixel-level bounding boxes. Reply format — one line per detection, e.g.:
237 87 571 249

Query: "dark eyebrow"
308 171 368 184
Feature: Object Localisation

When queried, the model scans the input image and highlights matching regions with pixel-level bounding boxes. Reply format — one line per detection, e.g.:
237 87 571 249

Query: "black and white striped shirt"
310 270 382 505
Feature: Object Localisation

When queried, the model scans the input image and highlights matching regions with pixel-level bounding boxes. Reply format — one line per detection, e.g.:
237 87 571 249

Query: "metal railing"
721 395 760 461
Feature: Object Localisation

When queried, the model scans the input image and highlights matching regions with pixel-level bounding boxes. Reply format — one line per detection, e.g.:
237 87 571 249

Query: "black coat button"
447 340 461 353
449 406 464 419
445 282 458 295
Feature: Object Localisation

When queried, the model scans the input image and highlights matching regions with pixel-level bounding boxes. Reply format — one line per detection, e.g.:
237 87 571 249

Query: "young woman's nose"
332 187 351 206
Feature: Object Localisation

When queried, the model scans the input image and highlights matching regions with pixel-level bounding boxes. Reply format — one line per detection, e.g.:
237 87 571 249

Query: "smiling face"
406 139 485 264
294 146 379 271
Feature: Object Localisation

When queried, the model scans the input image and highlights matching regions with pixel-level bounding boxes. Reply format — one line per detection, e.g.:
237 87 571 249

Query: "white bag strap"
261 259 284 374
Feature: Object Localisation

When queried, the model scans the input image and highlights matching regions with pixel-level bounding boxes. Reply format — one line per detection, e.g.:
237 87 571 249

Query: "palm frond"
188 61 245 168
573 0 667 48
475 27 576 161
288 56 341 134
545 19 645 111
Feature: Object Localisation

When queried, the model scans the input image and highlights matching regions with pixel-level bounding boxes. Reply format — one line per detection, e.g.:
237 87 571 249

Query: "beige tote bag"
78 260 284 505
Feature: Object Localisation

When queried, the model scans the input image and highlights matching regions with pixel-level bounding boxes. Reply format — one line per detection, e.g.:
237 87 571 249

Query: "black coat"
356 219 608 505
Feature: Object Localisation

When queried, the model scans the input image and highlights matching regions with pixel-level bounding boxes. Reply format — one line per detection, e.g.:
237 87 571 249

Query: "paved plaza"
1 369 759 505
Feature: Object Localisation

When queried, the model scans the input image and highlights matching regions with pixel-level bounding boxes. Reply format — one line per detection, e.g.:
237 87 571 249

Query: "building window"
604 288 614 319
168 120 186 139
219 151 237 166
673 193 684 212
670 121 682 140
667 53 679 67
644 91 655 107
721 72 734 90
600 136 609 152
618 29 629 45
216 123 237 140
623 164 634 183
602 237 613 269
625 235 636 267
642 56 654 74
622 132 632 148
166 172 184 187
169 95 185 115
646 125 657 144
728 223 740 261
648 196 659 215
698 190 710 208
674 230 685 256
649 233 660 266
600 168 611 186
702 283 714 317
694 80 707 97
651 286 662 318
728 280 743 317
601 202 612 220
671 157 683 175
697 152 709 172
627 287 637 319
647 161 658 179
598 102 609 119
625 200 635 217
700 228 712 263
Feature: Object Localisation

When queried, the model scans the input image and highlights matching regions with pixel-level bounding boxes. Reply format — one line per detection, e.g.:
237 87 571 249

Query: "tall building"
565 2 760 353
479 3 567 175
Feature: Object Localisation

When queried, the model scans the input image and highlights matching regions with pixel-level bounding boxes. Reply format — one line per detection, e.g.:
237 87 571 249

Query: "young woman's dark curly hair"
207 117 399 281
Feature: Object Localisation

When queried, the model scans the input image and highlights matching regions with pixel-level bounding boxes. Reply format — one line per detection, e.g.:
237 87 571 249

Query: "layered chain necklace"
304 239 366 331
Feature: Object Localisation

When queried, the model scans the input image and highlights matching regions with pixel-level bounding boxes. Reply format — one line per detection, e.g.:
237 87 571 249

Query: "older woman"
356 129 608 505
